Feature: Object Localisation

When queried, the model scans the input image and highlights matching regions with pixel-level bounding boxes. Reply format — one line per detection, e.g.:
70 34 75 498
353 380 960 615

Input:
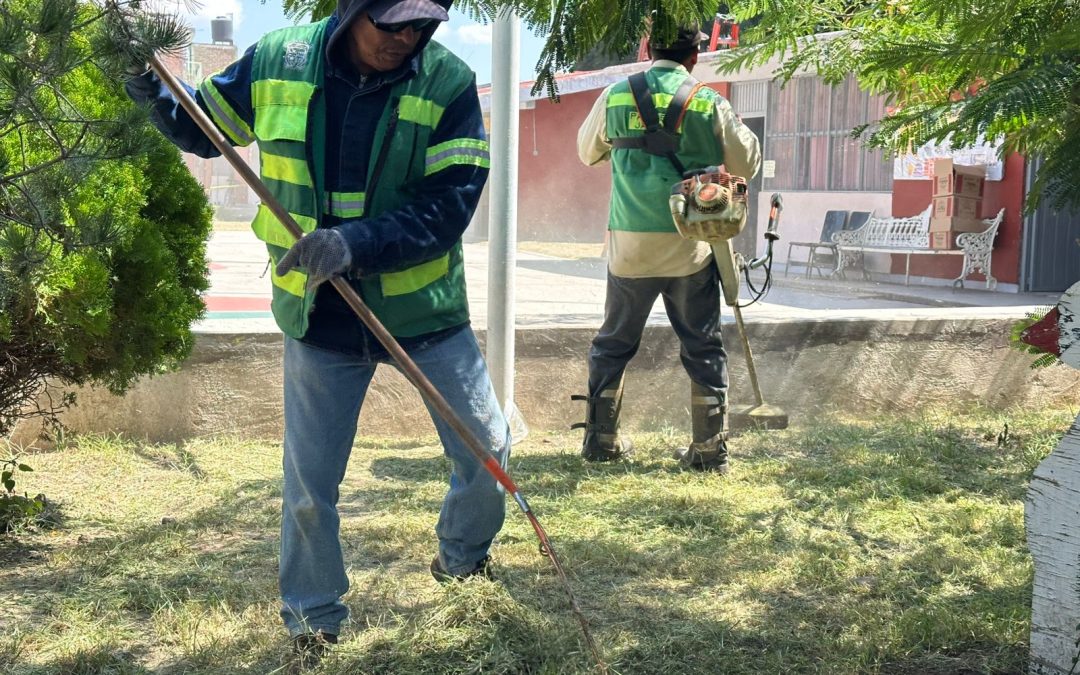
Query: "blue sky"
168 0 547 84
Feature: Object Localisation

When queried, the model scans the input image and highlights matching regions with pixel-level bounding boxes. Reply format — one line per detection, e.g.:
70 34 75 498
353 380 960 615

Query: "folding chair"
784 210 849 278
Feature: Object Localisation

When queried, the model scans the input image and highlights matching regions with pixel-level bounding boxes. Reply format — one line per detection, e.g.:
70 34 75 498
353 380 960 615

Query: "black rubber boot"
571 379 632 462
673 382 729 473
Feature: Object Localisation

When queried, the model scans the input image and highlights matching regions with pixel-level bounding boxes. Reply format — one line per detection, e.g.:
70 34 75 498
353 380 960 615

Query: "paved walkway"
199 230 1060 334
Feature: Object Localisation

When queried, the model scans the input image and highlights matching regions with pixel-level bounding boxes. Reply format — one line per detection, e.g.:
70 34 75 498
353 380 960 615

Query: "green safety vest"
605 67 725 233
198 19 489 338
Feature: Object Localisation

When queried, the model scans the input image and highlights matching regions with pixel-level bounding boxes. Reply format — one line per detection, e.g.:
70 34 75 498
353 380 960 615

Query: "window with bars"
765 76 893 192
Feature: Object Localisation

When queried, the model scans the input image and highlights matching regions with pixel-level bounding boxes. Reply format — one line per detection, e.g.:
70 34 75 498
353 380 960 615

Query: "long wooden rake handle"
146 53 607 672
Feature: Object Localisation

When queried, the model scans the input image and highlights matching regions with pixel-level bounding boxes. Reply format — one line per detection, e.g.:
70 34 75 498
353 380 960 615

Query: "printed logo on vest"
283 41 311 71
628 111 669 131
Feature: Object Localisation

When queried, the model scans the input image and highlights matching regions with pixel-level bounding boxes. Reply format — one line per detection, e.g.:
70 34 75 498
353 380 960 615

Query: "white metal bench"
833 208 1005 289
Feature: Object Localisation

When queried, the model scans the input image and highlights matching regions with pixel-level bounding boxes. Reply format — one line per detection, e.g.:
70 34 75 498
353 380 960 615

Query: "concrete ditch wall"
9 318 1080 447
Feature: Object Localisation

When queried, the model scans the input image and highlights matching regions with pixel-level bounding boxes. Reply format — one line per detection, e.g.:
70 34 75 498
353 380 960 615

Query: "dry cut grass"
516 241 605 260
0 406 1070 674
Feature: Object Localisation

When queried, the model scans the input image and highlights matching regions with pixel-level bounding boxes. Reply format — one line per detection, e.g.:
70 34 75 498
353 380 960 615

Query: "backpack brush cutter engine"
670 168 788 430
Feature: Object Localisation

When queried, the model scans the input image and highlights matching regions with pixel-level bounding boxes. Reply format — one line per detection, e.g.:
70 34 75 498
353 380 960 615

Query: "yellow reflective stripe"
199 79 255 145
324 191 366 217
252 80 314 142
427 138 488 156
272 265 307 297
425 139 490 176
254 105 309 142
252 79 317 106
262 152 311 185
399 95 444 129
327 205 365 217
607 92 637 108
684 97 713 114
332 208 365 217
251 203 314 250
608 92 713 115
381 254 449 296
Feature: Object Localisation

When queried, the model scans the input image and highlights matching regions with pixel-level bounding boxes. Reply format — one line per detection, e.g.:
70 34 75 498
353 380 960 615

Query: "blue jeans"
278 327 510 637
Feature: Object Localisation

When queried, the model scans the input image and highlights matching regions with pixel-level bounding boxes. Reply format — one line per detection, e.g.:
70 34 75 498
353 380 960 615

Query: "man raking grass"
116 1 603 670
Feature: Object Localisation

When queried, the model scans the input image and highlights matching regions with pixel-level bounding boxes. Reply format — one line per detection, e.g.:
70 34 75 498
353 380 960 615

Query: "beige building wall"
754 191 892 264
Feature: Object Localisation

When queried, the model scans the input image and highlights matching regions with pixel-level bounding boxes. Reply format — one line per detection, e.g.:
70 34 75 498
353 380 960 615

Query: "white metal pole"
488 9 525 440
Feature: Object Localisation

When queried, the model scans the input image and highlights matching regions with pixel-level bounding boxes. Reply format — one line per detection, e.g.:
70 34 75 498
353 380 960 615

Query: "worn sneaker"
430 554 495 583
289 631 337 673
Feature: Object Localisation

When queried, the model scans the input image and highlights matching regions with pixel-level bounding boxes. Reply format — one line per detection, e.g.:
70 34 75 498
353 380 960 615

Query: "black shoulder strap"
610 73 659 151
665 76 699 137
628 72 661 134
610 73 699 177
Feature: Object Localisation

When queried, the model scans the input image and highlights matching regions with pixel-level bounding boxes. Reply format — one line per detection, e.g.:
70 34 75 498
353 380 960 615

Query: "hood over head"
326 0 452 68
368 0 449 23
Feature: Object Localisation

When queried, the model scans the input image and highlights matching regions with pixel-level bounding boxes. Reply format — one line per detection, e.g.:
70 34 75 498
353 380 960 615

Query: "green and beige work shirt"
577 61 761 278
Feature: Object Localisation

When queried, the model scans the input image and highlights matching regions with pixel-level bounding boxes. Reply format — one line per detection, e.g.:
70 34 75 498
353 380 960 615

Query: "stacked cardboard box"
928 159 987 249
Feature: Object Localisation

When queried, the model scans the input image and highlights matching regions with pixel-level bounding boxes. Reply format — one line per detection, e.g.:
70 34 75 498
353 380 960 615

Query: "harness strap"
610 72 702 177
610 73 663 153
569 394 589 430
666 77 704 138
629 72 661 133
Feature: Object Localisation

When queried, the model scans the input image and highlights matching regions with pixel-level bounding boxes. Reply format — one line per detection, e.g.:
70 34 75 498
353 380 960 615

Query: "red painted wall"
517 81 733 242
518 91 610 241
709 82 732 99
890 153 1026 285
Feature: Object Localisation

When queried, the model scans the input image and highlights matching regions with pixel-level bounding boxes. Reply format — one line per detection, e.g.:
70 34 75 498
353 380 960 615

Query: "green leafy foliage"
0 455 59 532
0 0 211 436
714 0 1080 212
269 0 716 96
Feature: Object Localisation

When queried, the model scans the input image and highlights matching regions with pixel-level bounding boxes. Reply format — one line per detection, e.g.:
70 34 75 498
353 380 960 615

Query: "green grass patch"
0 407 1070 674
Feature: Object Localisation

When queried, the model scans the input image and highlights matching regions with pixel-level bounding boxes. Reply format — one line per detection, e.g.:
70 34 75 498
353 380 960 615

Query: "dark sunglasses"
368 14 439 33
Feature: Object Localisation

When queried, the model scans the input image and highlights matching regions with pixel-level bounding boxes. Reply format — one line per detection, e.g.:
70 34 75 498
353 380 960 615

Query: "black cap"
328 0 452 67
649 24 709 51
368 0 449 23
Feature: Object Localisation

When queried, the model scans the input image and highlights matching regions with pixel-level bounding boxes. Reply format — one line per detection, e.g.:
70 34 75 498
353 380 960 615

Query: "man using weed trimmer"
575 21 761 473
125 0 509 667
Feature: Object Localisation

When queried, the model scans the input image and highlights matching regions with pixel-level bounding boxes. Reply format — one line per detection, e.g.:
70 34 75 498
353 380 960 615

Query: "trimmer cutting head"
729 403 789 432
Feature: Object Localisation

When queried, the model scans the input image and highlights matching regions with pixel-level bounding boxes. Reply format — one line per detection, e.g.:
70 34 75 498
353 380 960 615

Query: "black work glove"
126 62 150 78
120 35 152 78
121 36 157 103
275 228 353 291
